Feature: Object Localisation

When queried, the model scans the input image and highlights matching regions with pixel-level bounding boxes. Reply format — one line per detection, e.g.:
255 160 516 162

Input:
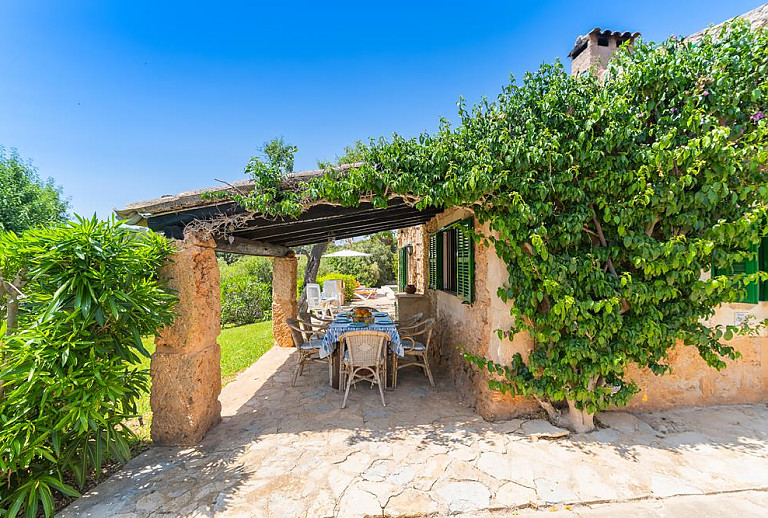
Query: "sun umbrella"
322 250 372 258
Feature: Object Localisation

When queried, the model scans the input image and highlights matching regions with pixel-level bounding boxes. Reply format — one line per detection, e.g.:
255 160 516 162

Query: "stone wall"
399 209 768 420
272 255 298 348
399 209 538 420
625 301 768 411
151 235 222 446
397 225 428 293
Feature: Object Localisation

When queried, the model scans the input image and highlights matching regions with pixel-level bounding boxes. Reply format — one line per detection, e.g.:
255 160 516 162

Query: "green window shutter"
744 245 759 304
714 245 759 304
760 237 768 302
398 247 408 292
428 232 444 290
456 219 474 303
428 234 437 290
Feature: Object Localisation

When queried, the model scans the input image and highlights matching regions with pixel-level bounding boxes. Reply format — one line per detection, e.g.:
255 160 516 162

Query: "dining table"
319 311 403 389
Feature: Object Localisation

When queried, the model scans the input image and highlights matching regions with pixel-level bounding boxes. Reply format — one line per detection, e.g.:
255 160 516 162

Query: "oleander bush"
0 217 176 517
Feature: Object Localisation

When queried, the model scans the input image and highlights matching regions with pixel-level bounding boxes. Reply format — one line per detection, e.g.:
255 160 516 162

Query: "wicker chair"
299 311 333 331
395 312 423 329
339 331 390 408
393 318 436 388
286 317 332 386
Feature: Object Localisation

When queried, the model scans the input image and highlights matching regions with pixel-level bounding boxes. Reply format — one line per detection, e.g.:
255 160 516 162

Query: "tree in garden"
0 147 68 233
318 232 399 287
215 22 768 432
0 217 176 517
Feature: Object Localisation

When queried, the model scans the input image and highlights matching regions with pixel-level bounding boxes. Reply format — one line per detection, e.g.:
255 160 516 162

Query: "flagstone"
58 346 768 518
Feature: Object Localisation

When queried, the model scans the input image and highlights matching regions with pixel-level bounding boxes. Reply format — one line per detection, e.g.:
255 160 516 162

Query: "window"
428 219 474 303
761 238 768 301
713 237 768 303
398 247 408 292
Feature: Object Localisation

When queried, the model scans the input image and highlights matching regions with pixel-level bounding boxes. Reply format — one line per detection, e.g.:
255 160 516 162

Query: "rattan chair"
393 318 436 388
286 317 332 386
299 311 333 331
339 331 390 408
395 312 423 329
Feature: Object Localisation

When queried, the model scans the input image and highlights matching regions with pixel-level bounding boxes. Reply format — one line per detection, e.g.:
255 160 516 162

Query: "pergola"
116 166 439 445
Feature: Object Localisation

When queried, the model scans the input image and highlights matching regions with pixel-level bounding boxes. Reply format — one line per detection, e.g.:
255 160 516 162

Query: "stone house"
395 6 768 421
117 4 768 446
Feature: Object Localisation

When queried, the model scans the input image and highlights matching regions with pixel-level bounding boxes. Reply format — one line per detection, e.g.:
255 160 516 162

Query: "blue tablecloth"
320 317 403 358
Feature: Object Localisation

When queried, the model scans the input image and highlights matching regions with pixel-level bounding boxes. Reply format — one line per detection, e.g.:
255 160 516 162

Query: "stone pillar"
272 254 298 347
150 233 222 446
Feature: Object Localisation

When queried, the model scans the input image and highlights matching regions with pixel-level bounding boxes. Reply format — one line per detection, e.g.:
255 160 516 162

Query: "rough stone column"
272 254 298 347
150 233 222 446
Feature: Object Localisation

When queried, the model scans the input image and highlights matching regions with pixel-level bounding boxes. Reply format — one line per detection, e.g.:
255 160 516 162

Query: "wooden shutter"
428 234 437 290
713 245 759 304
428 233 444 290
398 247 408 292
455 219 474 303
760 237 768 302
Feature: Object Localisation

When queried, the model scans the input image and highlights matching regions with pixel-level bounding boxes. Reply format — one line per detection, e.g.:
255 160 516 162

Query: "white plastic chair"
322 280 344 315
306 283 324 314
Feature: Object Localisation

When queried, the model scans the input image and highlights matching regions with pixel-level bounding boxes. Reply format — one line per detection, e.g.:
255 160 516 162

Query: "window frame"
428 218 474 303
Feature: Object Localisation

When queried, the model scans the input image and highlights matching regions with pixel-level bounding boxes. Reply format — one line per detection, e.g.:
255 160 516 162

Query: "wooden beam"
237 206 438 243
281 216 435 246
214 236 291 257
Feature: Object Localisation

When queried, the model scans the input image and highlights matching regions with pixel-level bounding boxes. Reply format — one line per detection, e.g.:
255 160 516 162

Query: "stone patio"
61 346 768 517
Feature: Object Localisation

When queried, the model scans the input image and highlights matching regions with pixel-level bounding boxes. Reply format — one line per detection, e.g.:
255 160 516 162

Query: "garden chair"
286 317 332 386
299 310 333 330
395 312 423 329
339 331 389 408
322 280 344 314
393 318 436 388
354 287 378 301
306 283 333 318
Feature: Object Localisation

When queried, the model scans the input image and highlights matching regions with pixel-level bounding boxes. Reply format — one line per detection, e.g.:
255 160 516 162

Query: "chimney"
568 28 640 77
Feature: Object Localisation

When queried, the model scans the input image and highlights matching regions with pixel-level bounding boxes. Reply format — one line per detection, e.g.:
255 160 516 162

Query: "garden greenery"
317 273 359 302
0 217 176 517
224 23 768 431
218 256 273 326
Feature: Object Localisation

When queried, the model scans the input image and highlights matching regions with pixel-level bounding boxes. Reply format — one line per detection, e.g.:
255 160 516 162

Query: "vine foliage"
222 23 768 431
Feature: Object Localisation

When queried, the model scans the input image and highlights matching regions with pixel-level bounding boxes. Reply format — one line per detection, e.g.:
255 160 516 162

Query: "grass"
133 320 274 439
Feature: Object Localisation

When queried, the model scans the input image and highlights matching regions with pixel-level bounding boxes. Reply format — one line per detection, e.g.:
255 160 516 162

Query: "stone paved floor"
61 346 768 517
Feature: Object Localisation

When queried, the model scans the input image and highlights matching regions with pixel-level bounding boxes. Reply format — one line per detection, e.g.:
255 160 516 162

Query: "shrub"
218 255 273 283
317 273 358 302
220 275 272 326
0 217 176 517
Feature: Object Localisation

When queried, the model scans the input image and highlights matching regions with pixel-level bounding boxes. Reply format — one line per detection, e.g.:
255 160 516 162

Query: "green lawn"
134 320 274 439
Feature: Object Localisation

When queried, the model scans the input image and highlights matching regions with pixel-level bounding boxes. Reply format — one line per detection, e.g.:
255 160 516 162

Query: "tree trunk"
565 398 595 433
297 240 331 312
535 396 596 433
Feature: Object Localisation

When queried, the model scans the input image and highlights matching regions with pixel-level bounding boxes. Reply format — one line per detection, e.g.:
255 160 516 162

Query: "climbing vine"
224 23 768 431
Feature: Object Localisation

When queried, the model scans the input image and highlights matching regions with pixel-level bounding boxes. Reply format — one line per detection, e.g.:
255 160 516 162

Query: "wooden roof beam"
214 236 291 257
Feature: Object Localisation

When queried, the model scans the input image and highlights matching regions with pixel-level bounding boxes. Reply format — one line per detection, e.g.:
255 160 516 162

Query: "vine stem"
590 205 618 278
590 206 630 314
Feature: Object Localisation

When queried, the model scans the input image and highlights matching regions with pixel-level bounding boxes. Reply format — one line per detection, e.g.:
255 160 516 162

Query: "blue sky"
1 1 763 218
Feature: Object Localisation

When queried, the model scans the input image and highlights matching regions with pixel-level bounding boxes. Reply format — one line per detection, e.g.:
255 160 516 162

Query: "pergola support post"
272 254 298 347
150 232 222 446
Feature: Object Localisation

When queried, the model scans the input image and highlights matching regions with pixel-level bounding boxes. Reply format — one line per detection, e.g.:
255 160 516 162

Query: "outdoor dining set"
286 281 435 408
